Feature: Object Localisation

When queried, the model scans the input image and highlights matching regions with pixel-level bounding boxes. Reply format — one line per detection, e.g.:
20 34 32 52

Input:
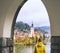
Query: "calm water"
22 47 34 53
14 43 50 53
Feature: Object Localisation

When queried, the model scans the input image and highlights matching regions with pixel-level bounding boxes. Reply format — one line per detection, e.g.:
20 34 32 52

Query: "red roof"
14 32 24 37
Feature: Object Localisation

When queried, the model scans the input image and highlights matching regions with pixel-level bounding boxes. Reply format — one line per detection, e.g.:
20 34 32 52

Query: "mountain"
34 26 50 33
40 26 50 32
14 21 30 31
15 22 50 33
40 26 50 30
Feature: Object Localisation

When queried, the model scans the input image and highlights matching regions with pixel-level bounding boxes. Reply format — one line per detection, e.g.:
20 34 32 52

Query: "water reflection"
22 46 34 53
14 43 50 53
14 45 35 53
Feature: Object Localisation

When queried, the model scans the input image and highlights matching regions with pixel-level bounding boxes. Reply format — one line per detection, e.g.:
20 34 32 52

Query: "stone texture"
0 38 3 53
0 38 13 53
51 36 60 53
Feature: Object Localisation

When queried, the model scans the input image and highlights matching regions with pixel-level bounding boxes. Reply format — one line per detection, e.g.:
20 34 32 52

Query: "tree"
14 21 30 32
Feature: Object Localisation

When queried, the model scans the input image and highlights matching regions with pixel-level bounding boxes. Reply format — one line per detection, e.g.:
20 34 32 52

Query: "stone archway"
0 0 60 40
42 0 60 53
0 0 60 53
42 0 60 36
0 0 27 53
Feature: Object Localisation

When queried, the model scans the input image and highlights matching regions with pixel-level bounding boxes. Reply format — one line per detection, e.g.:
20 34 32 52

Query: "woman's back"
34 38 46 53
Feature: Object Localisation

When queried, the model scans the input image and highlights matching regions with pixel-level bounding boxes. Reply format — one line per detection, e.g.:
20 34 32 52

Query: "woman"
34 38 46 53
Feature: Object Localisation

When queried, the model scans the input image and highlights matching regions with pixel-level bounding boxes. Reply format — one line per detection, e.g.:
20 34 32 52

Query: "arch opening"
13 0 51 53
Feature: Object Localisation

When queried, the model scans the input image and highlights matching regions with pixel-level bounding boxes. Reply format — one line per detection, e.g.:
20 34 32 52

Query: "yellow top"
34 42 46 53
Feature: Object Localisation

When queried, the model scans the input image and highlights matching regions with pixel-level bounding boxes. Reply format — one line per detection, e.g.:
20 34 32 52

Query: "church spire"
29 21 34 37
31 22 34 27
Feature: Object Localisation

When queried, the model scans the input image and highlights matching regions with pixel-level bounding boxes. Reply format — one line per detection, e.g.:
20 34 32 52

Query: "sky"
16 0 50 27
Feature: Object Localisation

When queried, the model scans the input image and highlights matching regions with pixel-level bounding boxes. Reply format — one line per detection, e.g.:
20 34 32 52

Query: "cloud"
16 0 50 27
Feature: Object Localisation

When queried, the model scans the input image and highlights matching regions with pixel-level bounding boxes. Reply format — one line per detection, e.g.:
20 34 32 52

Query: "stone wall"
0 38 13 53
51 36 60 53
